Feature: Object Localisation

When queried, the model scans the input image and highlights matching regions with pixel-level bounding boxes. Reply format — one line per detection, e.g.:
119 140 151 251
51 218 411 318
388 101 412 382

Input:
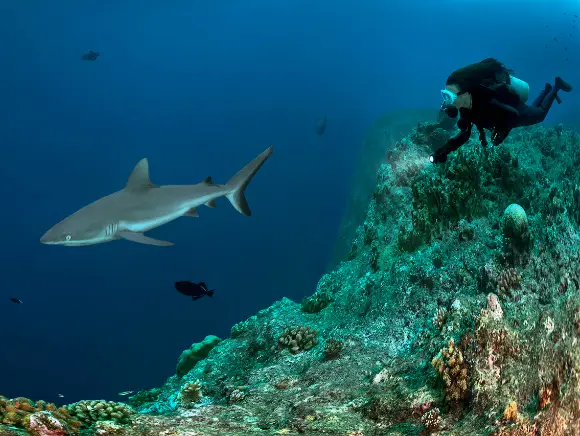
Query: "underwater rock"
27 411 72 436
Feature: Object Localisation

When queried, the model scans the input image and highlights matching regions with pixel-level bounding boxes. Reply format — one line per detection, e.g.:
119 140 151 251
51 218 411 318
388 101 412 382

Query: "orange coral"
0 395 81 433
431 338 469 402
539 385 553 410
503 401 518 422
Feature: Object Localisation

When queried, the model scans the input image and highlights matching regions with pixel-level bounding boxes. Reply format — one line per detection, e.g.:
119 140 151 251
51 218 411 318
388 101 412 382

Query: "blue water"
0 0 577 404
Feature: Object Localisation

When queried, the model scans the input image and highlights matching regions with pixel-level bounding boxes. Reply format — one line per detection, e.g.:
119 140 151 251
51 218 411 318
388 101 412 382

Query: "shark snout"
40 231 51 244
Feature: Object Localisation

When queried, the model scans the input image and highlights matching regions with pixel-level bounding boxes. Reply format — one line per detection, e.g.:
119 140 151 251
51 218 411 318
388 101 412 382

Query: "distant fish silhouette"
315 116 327 135
9 297 22 304
175 281 215 300
81 50 100 61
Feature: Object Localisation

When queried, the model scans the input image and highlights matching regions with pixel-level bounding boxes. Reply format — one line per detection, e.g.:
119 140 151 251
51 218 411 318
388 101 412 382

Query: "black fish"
315 116 327 135
174 281 215 300
9 297 22 304
81 50 100 61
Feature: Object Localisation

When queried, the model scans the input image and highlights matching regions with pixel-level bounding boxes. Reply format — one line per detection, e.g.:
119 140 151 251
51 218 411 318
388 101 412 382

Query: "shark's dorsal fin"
126 158 158 192
202 176 214 185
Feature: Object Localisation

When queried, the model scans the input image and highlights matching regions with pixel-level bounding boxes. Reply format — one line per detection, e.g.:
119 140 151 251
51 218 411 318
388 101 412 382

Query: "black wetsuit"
432 82 562 163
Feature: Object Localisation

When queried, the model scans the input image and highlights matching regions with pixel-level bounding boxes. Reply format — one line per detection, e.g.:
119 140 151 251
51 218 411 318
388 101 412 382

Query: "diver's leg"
515 77 572 127
511 104 549 127
532 83 551 107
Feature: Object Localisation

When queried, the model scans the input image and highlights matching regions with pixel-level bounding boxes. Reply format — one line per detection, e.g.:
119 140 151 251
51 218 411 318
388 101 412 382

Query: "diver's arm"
431 122 472 164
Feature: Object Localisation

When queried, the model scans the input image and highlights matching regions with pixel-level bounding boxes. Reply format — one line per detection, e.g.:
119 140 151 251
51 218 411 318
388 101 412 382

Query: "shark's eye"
65 235 71 241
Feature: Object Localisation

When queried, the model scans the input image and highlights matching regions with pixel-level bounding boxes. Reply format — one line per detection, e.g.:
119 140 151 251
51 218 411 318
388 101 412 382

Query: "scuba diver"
430 58 572 164
81 50 100 61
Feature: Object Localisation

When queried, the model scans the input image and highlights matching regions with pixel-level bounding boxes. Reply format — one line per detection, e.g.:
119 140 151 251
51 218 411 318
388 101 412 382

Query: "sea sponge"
176 335 222 377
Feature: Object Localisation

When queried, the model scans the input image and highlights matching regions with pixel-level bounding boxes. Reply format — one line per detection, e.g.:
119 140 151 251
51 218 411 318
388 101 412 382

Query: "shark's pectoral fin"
184 208 199 217
119 231 174 246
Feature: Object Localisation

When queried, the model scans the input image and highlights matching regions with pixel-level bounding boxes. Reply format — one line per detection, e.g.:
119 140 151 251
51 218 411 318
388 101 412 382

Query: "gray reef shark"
40 146 273 246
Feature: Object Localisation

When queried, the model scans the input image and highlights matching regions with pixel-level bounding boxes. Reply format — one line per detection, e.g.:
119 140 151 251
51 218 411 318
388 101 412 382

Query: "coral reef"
0 396 81 434
64 400 134 428
4 120 580 435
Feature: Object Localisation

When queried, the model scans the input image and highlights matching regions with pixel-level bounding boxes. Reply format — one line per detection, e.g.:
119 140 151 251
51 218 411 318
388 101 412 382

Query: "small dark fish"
81 50 100 61
174 281 215 300
57 394 64 398
9 297 22 304
315 116 327 136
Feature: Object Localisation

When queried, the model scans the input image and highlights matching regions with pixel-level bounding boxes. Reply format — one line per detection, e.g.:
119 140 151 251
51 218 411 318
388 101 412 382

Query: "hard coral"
179 380 202 407
421 407 441 434
431 339 469 403
65 400 134 427
497 268 521 298
0 396 81 434
278 326 319 354
503 401 518 423
323 338 344 360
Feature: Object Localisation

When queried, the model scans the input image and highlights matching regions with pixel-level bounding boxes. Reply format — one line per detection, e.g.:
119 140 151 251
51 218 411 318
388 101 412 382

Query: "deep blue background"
0 0 577 403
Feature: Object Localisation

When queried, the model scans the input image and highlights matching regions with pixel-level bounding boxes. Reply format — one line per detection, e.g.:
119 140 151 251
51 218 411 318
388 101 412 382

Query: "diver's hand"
430 148 448 164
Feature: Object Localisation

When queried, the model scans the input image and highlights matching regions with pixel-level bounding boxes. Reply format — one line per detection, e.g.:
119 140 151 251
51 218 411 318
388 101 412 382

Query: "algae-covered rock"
176 335 222 377
502 203 529 243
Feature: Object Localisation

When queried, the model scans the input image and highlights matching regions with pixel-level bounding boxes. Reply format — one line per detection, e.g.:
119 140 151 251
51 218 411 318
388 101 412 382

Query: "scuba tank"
508 75 529 103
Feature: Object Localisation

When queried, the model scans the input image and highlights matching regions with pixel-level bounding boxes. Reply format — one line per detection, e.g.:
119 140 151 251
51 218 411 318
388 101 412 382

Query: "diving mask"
440 89 459 118
441 89 457 106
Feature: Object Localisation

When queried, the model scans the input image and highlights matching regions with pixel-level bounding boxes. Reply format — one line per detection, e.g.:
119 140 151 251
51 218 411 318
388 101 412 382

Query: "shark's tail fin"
225 146 273 216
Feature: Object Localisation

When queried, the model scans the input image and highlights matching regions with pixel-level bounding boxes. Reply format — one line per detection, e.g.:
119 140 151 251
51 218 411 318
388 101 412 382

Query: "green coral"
176 335 222 377
65 400 134 427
